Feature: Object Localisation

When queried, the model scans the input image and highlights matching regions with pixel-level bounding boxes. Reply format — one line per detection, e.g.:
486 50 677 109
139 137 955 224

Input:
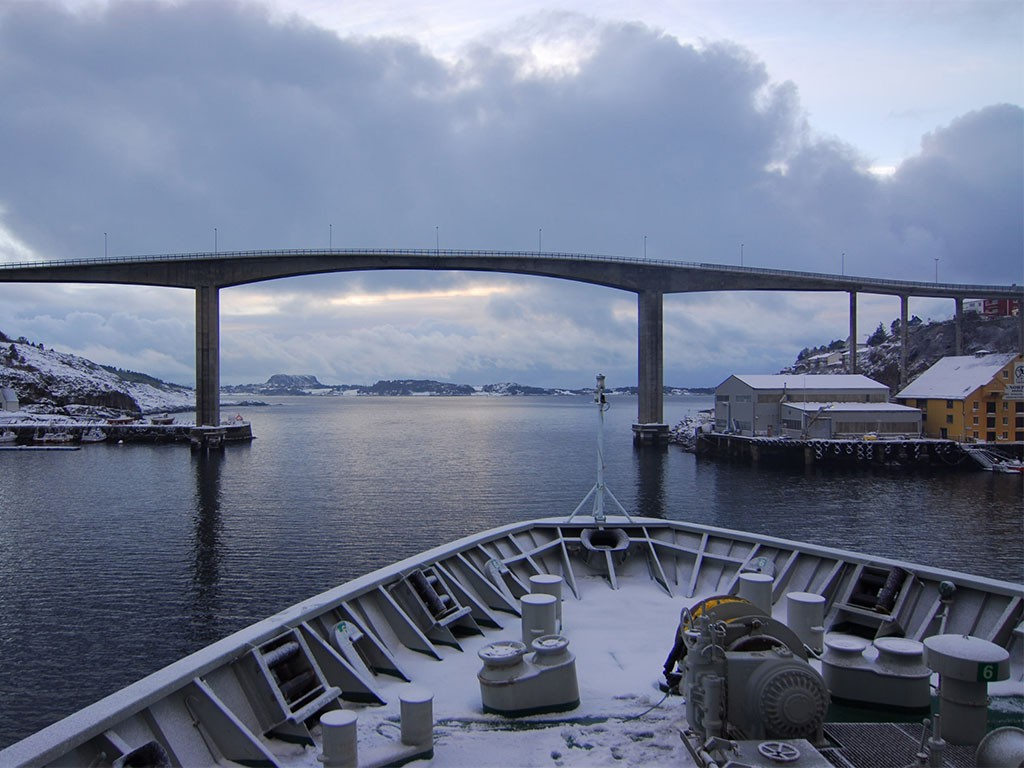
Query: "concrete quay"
696 432 979 471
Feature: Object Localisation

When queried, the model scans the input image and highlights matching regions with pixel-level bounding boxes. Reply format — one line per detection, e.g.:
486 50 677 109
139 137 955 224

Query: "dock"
696 432 975 471
0 421 253 447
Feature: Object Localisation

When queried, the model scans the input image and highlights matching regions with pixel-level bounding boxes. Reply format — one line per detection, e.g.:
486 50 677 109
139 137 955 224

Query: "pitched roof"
781 401 919 413
895 353 1018 400
729 374 887 390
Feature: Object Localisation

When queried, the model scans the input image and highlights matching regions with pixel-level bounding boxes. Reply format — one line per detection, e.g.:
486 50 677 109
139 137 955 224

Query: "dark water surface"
1 395 1021 747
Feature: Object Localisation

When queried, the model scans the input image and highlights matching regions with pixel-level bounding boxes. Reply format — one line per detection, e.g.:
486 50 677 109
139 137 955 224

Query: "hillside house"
894 352 1024 442
1 387 18 412
714 374 892 436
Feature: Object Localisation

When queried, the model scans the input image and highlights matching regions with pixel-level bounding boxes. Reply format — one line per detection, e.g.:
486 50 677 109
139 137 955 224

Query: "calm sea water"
0 394 1021 748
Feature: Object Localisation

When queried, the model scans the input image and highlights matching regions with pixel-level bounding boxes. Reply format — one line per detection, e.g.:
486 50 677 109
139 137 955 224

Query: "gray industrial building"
779 401 922 439
714 374 896 436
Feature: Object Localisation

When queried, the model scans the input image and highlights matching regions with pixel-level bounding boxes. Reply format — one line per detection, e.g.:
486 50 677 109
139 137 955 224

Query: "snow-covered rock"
0 336 193 416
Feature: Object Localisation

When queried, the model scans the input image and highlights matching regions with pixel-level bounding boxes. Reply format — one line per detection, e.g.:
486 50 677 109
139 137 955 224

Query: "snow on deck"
287 574 695 767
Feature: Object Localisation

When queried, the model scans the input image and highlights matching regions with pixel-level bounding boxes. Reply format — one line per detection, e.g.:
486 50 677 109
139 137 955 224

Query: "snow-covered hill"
0 334 193 416
781 314 1021 391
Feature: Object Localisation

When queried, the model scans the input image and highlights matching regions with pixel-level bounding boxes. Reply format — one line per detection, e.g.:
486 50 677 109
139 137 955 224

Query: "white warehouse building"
714 374 909 437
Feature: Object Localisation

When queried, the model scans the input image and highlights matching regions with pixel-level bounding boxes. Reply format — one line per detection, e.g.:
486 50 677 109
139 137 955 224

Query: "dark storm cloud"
884 105 1024 283
0 1 1019 386
1 1 1019 279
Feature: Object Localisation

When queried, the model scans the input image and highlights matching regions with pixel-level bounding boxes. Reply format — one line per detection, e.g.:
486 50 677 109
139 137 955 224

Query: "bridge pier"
848 291 858 374
954 297 963 355
633 289 668 444
196 285 220 427
899 295 909 390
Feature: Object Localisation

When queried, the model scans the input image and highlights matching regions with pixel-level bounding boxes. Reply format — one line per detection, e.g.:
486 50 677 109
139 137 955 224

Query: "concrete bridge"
1 248 1021 439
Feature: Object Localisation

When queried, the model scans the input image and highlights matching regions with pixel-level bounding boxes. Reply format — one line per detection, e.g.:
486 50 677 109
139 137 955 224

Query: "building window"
1001 431 1008 440
946 415 954 424
988 417 996 429
1016 402 1023 413
972 401 979 411
946 399 954 408
987 431 996 441
1017 431 1024 441
987 402 997 414
1004 417 1009 425
1003 369 1009 378
973 416 979 425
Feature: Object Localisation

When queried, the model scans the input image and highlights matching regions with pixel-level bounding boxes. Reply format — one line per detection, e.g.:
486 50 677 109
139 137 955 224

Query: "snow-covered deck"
1 517 1020 768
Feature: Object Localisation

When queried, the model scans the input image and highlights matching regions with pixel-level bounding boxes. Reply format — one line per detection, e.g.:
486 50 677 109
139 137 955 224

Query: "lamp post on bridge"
934 258 939 283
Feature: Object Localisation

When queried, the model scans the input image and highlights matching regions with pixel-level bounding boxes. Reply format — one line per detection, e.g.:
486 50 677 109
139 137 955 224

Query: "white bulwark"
714 374 901 437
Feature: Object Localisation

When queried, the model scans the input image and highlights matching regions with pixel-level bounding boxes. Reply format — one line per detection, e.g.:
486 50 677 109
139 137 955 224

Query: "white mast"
567 374 633 523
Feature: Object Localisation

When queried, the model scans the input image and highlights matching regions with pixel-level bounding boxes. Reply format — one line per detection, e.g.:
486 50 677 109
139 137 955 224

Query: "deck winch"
821 633 931 712
677 597 829 746
477 635 580 717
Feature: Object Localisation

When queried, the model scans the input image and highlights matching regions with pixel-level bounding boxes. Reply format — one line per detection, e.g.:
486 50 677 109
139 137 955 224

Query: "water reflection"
633 443 667 519
189 451 224 643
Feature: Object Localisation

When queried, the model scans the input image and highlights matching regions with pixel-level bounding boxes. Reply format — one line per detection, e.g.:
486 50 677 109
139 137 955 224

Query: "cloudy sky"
0 0 1020 389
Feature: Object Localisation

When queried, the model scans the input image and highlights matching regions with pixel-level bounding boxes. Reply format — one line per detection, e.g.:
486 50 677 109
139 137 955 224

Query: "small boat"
993 459 1024 474
0 429 16 443
150 414 175 425
33 430 75 445
80 427 107 443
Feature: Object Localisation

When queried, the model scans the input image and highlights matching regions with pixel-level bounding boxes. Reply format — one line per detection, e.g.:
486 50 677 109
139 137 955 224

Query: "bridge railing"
0 247 1019 295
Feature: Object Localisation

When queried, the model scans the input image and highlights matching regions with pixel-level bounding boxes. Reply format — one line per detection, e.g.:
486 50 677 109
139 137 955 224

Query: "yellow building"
895 352 1024 442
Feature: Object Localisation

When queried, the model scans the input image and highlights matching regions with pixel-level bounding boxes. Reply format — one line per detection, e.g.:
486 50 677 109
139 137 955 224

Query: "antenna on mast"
567 374 633 523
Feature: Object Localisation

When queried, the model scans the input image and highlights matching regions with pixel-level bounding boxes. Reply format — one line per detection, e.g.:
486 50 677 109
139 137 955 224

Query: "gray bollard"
521 593 557 645
738 572 773 615
319 709 358 768
400 685 434 747
786 591 826 652
529 574 564 629
924 634 1010 746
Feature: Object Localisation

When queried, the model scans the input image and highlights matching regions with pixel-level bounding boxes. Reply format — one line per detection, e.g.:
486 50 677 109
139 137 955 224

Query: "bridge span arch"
1 248 1021 436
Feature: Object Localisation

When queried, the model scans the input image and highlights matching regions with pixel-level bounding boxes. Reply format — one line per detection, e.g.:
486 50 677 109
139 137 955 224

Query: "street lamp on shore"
934 258 939 283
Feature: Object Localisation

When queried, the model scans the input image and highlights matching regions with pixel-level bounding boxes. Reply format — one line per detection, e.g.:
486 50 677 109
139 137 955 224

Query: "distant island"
0 330 713 419
3 311 1017 419
222 374 713 398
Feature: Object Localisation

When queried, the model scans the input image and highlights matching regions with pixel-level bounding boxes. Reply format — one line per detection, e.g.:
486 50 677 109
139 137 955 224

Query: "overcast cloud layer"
0 1 1020 388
